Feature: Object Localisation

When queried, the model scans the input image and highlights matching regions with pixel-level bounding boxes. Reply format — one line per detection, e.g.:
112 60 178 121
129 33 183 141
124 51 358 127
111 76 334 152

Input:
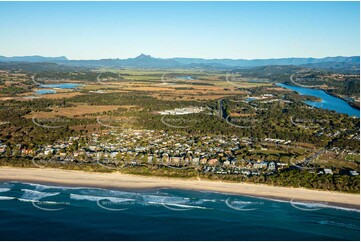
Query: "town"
1 127 358 178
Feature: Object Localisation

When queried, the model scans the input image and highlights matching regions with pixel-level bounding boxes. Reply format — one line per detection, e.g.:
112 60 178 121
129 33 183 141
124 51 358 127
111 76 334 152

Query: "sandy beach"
0 166 359 209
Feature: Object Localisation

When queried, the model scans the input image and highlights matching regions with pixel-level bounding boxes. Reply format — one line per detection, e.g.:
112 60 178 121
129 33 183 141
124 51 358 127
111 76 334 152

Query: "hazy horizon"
0 53 360 61
0 1 359 60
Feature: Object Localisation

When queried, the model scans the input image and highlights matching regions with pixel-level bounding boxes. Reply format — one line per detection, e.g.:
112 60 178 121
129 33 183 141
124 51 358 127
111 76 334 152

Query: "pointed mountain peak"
135 53 152 59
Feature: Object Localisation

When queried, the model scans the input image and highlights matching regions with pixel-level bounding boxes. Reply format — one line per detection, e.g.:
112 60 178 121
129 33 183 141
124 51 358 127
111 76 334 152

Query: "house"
323 168 333 175
223 160 231 166
200 158 208 165
148 155 154 163
241 170 251 176
170 157 182 165
192 157 200 165
207 158 218 166
251 171 260 176
267 161 277 171
253 161 268 169
21 149 33 155
276 162 288 169
73 151 85 157
230 159 237 166
110 152 119 158
349 170 359 176
0 145 7 154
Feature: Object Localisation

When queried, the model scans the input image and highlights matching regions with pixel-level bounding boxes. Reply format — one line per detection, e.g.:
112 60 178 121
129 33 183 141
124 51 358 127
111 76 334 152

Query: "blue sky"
0 1 359 59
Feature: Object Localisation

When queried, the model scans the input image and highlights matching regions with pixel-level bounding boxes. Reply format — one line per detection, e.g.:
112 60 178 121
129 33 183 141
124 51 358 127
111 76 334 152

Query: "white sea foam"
148 201 208 209
140 194 190 205
9 181 99 191
140 194 209 209
291 201 327 208
14 182 138 198
291 201 360 212
318 220 358 229
70 194 134 203
11 182 358 212
78 189 136 198
0 182 14 189
0 188 10 193
0 196 14 200
28 182 95 191
21 189 60 201
229 200 257 209
246 195 360 212
17 198 64 206
18 198 37 203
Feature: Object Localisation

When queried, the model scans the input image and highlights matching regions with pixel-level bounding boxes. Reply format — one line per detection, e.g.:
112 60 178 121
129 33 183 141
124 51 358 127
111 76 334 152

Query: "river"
276 83 360 118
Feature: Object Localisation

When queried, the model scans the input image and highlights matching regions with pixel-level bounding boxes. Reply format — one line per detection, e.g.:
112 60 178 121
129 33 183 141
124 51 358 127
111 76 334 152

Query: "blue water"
277 83 360 118
176 76 193 80
245 97 256 102
248 79 269 83
35 89 56 95
40 83 81 89
0 181 359 240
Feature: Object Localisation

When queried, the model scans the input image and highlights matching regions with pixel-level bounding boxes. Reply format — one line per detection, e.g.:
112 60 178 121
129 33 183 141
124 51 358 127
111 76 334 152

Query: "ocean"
0 181 359 241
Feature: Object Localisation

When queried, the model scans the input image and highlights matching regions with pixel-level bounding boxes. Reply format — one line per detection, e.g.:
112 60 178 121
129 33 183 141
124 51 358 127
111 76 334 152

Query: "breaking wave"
21 189 60 201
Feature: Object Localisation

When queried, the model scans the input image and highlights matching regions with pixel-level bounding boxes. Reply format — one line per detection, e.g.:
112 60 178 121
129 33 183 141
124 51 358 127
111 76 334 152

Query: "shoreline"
282 81 360 112
324 89 360 110
0 167 359 210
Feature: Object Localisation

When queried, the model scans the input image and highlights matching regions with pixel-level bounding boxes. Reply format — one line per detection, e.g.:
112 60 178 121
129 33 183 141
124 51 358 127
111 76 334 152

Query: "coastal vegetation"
0 67 359 194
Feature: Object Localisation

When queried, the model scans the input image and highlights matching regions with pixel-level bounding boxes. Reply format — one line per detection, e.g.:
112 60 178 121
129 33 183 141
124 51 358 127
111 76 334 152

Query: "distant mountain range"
0 55 68 63
0 54 359 71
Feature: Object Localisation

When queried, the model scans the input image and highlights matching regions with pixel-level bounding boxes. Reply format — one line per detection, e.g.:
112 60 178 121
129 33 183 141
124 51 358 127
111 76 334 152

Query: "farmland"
0 67 359 192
